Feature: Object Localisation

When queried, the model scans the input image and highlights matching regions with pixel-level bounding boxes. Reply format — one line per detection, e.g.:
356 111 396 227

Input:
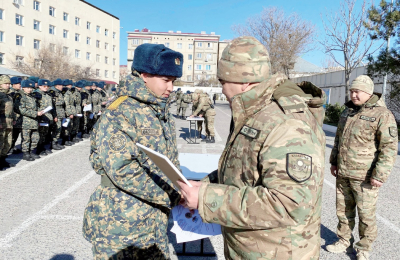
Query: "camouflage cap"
217 36 271 83
350 75 374 95
194 89 202 94
0 75 11 85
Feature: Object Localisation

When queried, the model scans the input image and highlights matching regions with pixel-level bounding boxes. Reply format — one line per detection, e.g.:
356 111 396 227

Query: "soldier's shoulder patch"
360 115 376 122
389 127 398 138
15 93 21 100
109 133 127 152
140 128 160 136
286 153 312 183
240 125 260 139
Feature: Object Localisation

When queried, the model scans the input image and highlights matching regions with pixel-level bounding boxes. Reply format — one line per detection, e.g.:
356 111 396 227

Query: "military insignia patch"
240 125 260 139
140 128 159 136
286 153 312 183
109 133 127 152
175 58 181 65
360 115 376 122
389 127 398 137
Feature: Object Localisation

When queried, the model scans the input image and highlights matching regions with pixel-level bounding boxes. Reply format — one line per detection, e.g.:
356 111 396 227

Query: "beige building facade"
0 0 120 83
127 28 229 85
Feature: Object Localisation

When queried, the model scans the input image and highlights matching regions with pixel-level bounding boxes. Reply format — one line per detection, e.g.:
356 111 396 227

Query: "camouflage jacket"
8 88 24 129
83 72 181 258
198 75 326 260
100 90 108 110
329 96 398 183
74 89 82 114
80 89 91 111
176 90 183 103
0 89 15 129
64 88 77 116
192 94 214 116
180 93 191 108
48 87 65 119
18 93 39 130
91 90 101 114
34 89 55 123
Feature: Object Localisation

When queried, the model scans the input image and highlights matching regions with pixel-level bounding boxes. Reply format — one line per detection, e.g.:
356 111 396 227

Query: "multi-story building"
127 28 229 85
0 0 120 84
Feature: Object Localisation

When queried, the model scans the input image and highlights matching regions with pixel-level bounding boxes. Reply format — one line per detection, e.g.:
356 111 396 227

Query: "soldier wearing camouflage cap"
175 87 183 116
178 36 326 260
327 75 398 260
0 75 16 169
179 90 192 119
83 43 183 259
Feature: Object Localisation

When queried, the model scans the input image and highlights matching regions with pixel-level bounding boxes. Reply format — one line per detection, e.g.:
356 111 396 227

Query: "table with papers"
186 117 205 144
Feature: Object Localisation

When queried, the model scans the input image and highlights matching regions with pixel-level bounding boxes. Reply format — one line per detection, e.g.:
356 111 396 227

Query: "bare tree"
232 7 316 77
10 42 96 81
320 0 382 102
196 76 220 87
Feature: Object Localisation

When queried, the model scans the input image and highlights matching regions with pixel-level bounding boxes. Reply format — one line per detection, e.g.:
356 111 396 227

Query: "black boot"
206 136 215 143
77 133 84 141
45 143 53 154
38 145 48 156
52 141 62 150
12 147 22 154
201 136 209 142
23 152 35 161
58 141 66 149
64 137 72 146
30 150 40 159
2 156 16 168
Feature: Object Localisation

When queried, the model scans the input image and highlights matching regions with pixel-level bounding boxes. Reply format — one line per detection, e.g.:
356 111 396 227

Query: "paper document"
97 111 102 115
76 114 83 117
39 123 49 127
83 104 92 112
171 205 221 243
62 118 70 127
186 117 204 121
136 143 192 189
42 106 53 114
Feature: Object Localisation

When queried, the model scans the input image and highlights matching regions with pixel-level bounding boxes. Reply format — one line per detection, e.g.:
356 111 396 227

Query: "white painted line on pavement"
0 171 95 248
0 140 89 181
215 106 231 118
324 179 400 235
40 215 83 221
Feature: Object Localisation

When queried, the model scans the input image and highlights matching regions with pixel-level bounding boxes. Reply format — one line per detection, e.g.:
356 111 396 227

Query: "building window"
105 29 108 36
0 53 4 65
75 49 80 58
16 56 24 66
143 39 150 44
188 43 193 49
96 40 100 48
75 17 80 26
132 39 139 45
188 65 192 71
165 42 170 48
16 14 23 26
113 32 116 39
34 20 40 31
63 12 68 21
86 52 91 60
49 6 55 17
177 43 182 49
206 53 212 61
113 45 116 52
105 70 109 78
0 31 3 42
105 56 108 64
49 25 55 35
87 37 91 45
96 26 100 33
197 42 202 47
50 43 55 51
187 75 192 81
207 42 213 48
196 53 202 59
105 43 108 50
63 30 68 39
188 54 192 60
16 35 23 46
34 39 40 49
96 69 100 77
87 22 91 30
96 54 100 62
113 58 116 65
205 65 211 71
63 46 68 55
196 64 202 70
113 71 116 79
0 9 3 20
33 1 40 11
75 33 80 42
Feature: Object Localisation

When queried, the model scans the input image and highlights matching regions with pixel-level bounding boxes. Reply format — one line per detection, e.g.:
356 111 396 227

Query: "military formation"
0 75 112 168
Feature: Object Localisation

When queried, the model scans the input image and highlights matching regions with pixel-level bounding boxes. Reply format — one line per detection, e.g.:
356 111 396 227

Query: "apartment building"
127 28 229 84
0 0 120 84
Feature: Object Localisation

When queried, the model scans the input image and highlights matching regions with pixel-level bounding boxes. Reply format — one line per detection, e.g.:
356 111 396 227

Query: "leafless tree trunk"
320 0 382 102
232 7 316 78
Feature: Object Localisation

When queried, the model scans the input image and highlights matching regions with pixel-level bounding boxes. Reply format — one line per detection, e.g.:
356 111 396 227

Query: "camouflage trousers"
0 128 12 156
63 117 80 136
176 103 181 115
38 126 49 145
181 106 188 117
11 127 22 150
22 129 39 152
198 109 215 137
51 120 63 142
84 112 94 132
336 176 379 252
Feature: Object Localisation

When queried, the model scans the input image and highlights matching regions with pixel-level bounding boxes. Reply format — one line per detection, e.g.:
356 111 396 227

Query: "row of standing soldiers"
0 75 113 169
172 88 216 143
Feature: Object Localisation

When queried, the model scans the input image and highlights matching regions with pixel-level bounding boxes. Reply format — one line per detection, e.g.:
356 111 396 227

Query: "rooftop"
81 0 119 20
292 57 324 73
127 28 220 37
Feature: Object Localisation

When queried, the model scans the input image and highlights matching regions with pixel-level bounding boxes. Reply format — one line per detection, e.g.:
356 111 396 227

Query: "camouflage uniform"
83 71 181 259
91 89 101 123
180 92 191 118
34 88 55 153
64 86 79 142
192 93 216 139
191 90 205 137
329 84 398 252
18 92 39 153
48 87 66 143
198 36 326 260
8 87 24 152
175 89 183 115
0 76 15 158
73 87 82 140
80 87 92 137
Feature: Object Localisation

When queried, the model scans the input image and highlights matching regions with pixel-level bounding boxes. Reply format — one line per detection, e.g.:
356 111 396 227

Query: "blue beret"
177 88 181 91
132 44 183 77
38 79 50 86
93 82 99 87
84 81 92 87
75 81 84 88
111 87 116 91
62 79 70 86
10 77 22 85
53 78 63 86
28 76 39 83
98 82 105 88
21 80 35 88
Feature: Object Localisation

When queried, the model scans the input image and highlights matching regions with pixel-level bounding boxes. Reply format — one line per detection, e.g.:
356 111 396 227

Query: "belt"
101 174 116 188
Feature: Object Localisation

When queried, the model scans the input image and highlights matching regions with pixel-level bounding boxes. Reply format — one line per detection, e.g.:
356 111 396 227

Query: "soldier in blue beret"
8 77 24 154
63 79 80 145
28 76 39 88
73 81 84 141
48 79 66 150
83 43 183 259
80 81 93 138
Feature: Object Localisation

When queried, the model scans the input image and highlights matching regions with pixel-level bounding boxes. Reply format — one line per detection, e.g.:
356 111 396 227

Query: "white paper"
83 104 92 112
136 143 192 189
171 205 221 243
97 111 102 115
89 113 94 119
62 118 70 127
39 123 49 127
186 117 205 121
76 114 83 117
42 106 53 114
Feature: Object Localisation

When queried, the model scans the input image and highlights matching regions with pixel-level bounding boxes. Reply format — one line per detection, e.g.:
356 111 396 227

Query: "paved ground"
0 100 399 260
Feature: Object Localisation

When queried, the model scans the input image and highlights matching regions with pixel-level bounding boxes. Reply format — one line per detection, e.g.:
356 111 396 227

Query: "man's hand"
189 115 195 118
177 180 202 210
330 165 338 177
371 178 383 188
54 117 58 122
37 111 43 116
69 115 74 119
198 114 203 118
